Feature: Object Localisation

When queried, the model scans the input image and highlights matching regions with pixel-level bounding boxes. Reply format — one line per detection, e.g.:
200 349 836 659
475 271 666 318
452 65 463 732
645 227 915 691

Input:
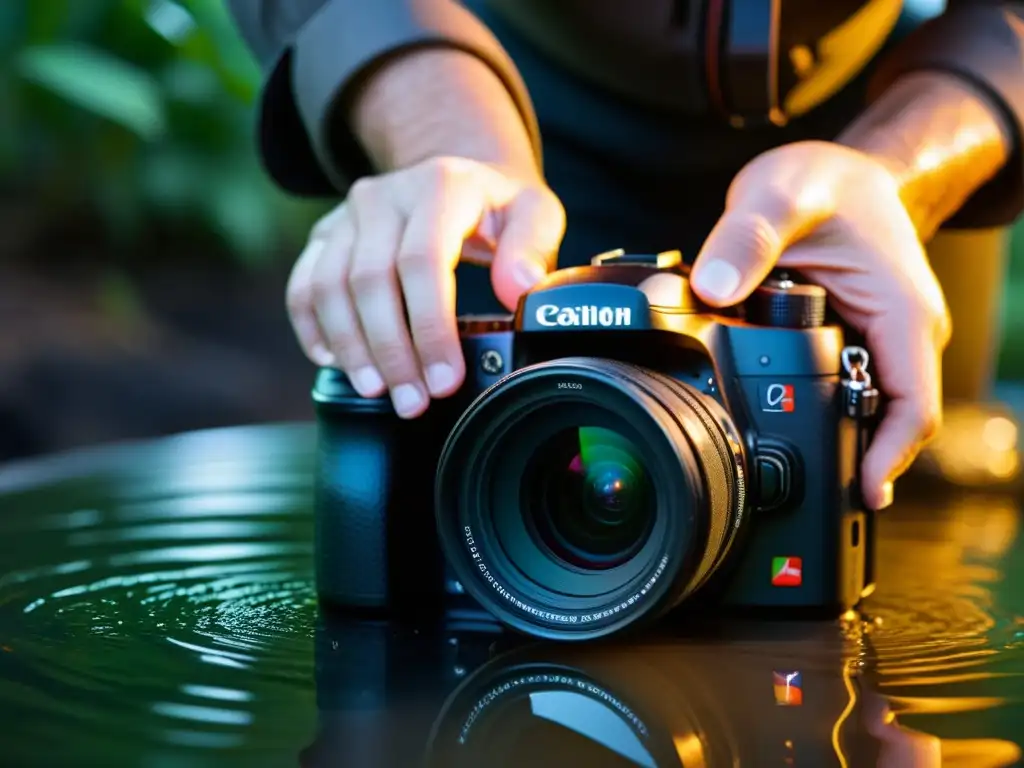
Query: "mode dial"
745 273 827 328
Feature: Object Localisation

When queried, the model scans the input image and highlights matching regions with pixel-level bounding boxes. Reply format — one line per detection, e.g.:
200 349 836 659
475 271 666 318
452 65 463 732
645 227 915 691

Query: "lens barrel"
435 357 747 640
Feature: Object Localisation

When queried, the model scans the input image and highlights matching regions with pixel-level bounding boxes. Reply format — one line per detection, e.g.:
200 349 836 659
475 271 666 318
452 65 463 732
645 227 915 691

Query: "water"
0 424 1022 767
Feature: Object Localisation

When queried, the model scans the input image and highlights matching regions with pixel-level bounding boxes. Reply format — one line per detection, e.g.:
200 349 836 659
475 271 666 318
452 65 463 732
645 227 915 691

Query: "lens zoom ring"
588 361 739 599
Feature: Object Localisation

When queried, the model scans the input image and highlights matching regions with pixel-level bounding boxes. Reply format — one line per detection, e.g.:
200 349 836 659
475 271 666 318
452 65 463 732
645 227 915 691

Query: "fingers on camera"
291 197 468 419
861 298 946 510
287 238 333 367
399 205 466 400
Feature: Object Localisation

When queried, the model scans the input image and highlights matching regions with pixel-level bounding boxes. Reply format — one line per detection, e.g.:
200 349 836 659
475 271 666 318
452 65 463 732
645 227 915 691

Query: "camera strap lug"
841 346 879 421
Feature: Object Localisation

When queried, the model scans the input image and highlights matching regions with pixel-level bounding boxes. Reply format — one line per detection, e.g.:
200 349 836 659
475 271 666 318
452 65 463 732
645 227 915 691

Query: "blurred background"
1 0 1022 463
0 0 331 461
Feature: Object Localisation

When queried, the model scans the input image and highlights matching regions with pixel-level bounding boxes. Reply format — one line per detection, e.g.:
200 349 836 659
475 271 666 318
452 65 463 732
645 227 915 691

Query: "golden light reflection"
941 738 1023 768
915 147 943 173
919 406 1021 486
783 0 902 116
885 671 1017 687
672 733 705 766
860 485 1022 767
788 45 814 77
831 662 857 768
982 417 1018 452
884 696 1007 715
986 451 1018 480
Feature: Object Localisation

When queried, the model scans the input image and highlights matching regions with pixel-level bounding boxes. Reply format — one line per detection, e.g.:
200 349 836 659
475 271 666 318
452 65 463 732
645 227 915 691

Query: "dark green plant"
0 0 326 264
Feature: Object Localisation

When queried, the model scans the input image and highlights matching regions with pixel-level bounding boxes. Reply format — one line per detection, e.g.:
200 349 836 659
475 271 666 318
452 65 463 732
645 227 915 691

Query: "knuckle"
348 262 392 291
285 282 312 314
909 285 952 346
932 303 953 345
411 316 455 352
326 329 363 358
933 310 953 347
310 203 346 239
428 155 473 180
347 177 378 208
759 184 802 222
721 209 784 259
542 186 567 223
912 402 942 443
308 273 337 304
522 182 566 222
371 340 416 378
397 246 441 270
420 158 466 198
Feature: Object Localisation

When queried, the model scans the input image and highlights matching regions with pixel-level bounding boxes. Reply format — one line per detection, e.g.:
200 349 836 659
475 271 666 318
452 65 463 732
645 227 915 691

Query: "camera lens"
425 645 740 768
427 663 670 768
525 427 654 570
435 357 747 641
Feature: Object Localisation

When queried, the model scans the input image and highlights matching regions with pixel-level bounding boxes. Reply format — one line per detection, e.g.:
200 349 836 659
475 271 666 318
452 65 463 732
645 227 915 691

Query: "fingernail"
694 260 741 302
513 259 547 291
426 363 457 395
391 383 427 417
311 344 335 368
350 366 384 396
877 481 894 510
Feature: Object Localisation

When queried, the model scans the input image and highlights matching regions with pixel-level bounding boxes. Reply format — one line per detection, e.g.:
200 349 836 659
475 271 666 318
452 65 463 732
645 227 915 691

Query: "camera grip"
313 371 446 614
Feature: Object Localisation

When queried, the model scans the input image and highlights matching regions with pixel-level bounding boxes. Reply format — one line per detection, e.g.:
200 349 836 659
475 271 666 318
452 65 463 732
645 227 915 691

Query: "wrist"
347 47 540 181
838 71 1011 238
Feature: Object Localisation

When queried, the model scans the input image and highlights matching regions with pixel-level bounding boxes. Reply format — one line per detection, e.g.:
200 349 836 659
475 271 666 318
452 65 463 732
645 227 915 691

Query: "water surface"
0 424 1022 767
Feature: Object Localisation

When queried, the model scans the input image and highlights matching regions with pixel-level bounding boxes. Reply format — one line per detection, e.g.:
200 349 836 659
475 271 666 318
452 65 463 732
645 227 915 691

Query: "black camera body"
313 250 878 641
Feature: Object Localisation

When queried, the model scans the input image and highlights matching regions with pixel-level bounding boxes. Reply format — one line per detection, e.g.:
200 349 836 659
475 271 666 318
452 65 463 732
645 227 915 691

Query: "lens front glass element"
525 427 654 570
435 358 746 640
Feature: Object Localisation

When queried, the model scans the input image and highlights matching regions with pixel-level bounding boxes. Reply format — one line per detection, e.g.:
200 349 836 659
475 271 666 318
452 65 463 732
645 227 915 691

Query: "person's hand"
689 140 951 510
287 156 565 418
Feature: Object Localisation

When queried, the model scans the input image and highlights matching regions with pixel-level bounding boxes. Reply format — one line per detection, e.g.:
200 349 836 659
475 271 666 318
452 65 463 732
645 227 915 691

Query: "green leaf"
161 58 221 104
177 0 260 101
16 44 167 139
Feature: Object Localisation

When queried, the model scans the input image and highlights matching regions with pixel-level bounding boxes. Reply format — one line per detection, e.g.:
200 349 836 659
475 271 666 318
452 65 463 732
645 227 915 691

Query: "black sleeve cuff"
869 3 1024 228
256 0 542 197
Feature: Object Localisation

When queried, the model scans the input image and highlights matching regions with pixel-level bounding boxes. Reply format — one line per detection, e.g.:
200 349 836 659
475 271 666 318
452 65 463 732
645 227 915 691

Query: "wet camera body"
313 250 877 640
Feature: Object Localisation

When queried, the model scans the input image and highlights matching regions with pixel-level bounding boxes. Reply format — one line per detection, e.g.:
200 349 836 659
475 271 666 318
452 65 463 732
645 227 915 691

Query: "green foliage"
0 0 326 264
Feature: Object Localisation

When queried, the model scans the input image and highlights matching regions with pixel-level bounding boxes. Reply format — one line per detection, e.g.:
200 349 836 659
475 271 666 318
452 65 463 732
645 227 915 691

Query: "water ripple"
2 428 1024 766
0 468 317 766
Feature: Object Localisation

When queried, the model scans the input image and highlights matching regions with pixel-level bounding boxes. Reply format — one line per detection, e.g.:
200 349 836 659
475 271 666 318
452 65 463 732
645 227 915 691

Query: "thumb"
691 181 831 307
490 186 566 310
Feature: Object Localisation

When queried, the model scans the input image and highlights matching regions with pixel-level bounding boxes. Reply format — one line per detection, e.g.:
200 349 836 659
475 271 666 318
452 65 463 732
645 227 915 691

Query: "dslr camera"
312 249 880 640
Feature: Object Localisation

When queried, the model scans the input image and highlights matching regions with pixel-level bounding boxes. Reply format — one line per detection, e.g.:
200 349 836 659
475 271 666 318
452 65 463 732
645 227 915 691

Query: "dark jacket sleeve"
868 0 1024 228
226 0 542 197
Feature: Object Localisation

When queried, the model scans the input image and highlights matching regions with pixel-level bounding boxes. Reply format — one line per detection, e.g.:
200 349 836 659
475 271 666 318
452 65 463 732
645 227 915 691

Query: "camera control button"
756 454 787 510
746 273 827 328
457 315 514 335
754 442 799 512
591 249 683 269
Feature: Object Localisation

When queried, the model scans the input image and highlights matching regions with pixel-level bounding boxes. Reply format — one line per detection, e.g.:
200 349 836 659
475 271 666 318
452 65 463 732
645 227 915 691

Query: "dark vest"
486 0 910 127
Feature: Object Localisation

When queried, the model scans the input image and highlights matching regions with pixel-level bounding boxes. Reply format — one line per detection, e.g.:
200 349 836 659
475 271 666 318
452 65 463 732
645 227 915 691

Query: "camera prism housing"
312 249 877 640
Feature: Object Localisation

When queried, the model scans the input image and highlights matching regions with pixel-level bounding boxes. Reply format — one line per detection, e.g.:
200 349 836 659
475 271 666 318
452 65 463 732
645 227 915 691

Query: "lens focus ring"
434 357 748 640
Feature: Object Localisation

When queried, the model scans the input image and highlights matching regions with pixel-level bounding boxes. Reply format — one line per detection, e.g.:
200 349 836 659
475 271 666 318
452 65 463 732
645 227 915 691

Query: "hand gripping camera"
312 249 880 641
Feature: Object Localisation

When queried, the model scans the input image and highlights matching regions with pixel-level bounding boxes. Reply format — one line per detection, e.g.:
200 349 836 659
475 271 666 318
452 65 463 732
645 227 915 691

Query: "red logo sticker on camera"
771 556 802 587
762 383 795 413
773 671 803 706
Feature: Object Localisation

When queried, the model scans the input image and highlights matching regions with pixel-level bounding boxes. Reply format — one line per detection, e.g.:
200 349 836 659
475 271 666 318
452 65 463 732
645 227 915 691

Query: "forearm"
839 71 1013 240
349 48 539 179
